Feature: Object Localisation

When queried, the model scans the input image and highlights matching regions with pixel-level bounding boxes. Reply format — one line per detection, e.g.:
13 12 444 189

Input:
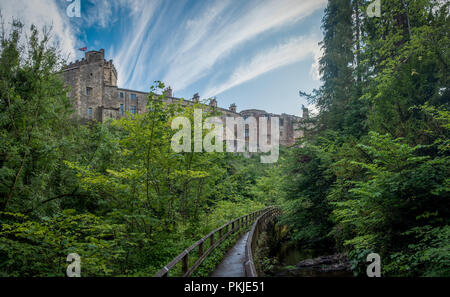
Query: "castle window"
120 92 124 99
88 108 93 116
86 87 92 96
130 105 136 114
131 94 137 101
120 104 124 115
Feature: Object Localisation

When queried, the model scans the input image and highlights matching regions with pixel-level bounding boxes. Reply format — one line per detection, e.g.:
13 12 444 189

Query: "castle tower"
192 93 200 102
63 49 118 122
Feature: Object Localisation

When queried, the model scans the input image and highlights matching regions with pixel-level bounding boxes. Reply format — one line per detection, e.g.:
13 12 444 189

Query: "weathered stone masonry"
63 49 307 146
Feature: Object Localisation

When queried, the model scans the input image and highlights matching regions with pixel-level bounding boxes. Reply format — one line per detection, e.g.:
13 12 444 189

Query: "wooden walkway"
211 232 249 277
154 207 280 277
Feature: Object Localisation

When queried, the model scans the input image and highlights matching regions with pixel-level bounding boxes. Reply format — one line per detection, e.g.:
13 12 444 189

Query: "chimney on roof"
164 87 173 97
193 93 200 102
210 97 217 108
229 103 237 112
302 105 309 118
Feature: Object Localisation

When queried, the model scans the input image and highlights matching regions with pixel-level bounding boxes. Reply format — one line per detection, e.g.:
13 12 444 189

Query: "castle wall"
239 110 302 146
63 49 305 146
63 66 81 118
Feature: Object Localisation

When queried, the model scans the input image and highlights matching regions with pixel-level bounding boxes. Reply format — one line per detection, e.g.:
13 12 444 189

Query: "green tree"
0 21 74 213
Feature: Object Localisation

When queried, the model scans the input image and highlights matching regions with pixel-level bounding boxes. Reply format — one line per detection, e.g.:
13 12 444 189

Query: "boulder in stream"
295 254 351 272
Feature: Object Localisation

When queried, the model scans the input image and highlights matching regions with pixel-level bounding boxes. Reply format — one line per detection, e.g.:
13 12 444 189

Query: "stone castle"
63 49 307 146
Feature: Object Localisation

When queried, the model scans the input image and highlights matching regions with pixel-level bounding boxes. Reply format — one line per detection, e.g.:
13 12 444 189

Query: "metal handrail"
154 207 273 277
244 207 281 277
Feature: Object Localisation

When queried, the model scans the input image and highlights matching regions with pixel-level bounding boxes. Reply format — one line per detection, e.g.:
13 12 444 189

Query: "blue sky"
1 0 326 116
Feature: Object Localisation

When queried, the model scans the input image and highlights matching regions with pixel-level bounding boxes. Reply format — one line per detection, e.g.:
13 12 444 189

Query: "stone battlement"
65 49 117 76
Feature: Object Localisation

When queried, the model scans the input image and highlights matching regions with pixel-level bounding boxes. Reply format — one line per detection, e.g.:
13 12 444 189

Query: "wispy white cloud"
162 0 326 91
1 0 325 106
109 0 161 87
178 0 231 56
84 0 115 28
83 0 149 29
204 35 320 98
0 0 78 59
84 0 325 94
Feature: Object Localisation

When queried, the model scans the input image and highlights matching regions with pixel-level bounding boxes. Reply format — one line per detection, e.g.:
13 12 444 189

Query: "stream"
263 225 353 277
272 243 353 277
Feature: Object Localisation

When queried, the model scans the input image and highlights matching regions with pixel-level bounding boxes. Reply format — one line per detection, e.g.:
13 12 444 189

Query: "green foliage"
0 21 271 277
2 0 449 277
387 225 450 277
0 20 75 214
278 136 337 250
330 130 449 274
0 210 127 276
279 0 449 276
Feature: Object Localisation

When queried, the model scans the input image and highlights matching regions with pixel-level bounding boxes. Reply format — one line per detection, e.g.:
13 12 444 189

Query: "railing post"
239 217 243 234
182 253 189 275
219 228 223 238
198 241 204 257
210 233 214 246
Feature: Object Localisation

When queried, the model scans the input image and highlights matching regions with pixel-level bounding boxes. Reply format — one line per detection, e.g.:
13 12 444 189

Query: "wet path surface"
211 232 249 277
